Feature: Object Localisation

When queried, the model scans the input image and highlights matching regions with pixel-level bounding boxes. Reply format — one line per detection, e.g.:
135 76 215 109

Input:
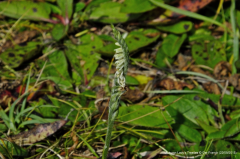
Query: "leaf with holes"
0 42 42 68
191 36 226 68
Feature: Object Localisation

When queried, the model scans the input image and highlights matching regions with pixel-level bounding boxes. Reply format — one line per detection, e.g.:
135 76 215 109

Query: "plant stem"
102 79 123 159
102 25 129 159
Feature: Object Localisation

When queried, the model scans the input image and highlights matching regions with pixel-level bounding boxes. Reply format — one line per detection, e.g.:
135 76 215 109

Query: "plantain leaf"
0 1 52 21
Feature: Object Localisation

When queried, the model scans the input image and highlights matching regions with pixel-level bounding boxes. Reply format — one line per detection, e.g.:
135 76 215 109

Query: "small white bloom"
115 42 121 46
115 59 124 66
114 54 124 60
114 48 123 53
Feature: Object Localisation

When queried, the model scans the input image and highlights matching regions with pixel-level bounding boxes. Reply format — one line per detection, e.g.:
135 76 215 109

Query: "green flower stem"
102 25 129 159
102 79 123 159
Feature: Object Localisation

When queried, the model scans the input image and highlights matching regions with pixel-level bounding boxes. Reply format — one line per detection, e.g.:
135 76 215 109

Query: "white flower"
112 26 129 89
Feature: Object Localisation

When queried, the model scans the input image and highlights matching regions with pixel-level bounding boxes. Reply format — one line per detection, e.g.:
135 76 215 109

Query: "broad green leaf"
196 118 218 134
96 43 117 57
127 28 160 52
230 109 240 119
192 36 226 68
51 24 68 41
215 140 235 158
155 47 174 68
76 33 103 80
0 42 42 68
64 42 84 85
88 1 130 23
47 50 72 82
206 130 225 141
177 124 202 143
165 104 199 128
199 93 240 108
0 140 28 157
75 2 85 12
118 105 175 128
40 50 72 90
156 21 193 34
98 34 115 42
126 75 139 85
223 118 240 137
72 69 82 86
207 118 240 140
162 33 187 58
121 0 157 13
189 30 212 41
57 0 73 19
162 95 209 126
184 94 218 128
0 1 52 21
85 0 111 10
97 28 160 56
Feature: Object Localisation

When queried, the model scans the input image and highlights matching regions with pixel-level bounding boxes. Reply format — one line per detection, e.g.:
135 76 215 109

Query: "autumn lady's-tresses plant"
102 25 129 159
